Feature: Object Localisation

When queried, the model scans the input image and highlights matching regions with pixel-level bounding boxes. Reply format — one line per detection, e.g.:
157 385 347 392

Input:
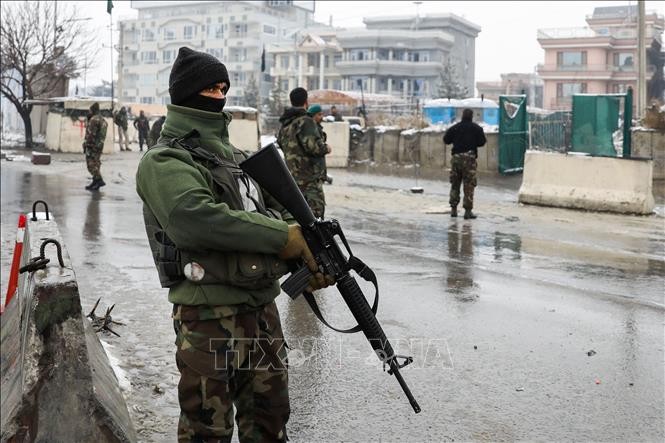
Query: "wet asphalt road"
1 152 663 442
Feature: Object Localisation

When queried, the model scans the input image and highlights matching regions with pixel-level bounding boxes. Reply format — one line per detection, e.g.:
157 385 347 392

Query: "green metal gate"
498 95 528 174
570 89 633 157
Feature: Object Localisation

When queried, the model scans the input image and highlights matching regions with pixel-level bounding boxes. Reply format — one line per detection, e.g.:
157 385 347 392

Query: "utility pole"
637 0 646 119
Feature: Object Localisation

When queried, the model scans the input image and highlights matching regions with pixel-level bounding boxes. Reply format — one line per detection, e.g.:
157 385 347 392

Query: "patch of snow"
323 115 335 122
349 124 362 131
420 124 448 133
401 128 418 136
373 125 400 133
100 339 132 393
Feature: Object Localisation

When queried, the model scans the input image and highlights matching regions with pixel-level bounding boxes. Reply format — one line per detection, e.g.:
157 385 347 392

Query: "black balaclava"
169 47 231 112
180 93 226 113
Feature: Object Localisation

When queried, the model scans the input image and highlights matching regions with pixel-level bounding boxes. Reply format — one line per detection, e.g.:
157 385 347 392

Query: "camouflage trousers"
299 180 325 219
85 150 102 180
449 152 477 210
173 301 289 443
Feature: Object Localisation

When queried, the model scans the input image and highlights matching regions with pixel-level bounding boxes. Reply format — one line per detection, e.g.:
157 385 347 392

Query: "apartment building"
269 13 480 101
117 1 315 107
537 5 664 110
336 14 480 100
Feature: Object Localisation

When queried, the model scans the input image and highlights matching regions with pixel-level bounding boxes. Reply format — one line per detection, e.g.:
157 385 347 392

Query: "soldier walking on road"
83 102 108 191
135 47 331 443
277 88 331 219
444 108 487 219
147 115 166 149
113 106 131 151
133 110 151 152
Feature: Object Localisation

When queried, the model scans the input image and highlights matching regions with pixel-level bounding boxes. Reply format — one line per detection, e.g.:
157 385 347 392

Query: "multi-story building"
118 1 316 107
269 13 480 102
537 5 664 110
476 73 544 108
336 14 480 100
268 27 342 93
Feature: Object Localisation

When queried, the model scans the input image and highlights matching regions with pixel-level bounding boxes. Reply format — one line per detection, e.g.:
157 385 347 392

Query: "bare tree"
1 1 97 147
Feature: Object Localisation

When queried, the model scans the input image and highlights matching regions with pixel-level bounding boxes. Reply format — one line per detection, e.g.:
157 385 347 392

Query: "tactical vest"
143 131 289 290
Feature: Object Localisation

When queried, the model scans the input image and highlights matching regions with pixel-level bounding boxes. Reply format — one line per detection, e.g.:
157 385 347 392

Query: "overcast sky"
70 0 664 93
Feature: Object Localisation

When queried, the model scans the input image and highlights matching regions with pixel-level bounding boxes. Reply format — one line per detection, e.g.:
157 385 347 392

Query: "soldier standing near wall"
277 88 331 219
113 106 131 151
444 108 487 219
83 102 108 191
133 110 151 152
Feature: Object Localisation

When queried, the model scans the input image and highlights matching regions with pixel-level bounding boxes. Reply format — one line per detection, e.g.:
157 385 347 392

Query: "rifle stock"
240 143 421 414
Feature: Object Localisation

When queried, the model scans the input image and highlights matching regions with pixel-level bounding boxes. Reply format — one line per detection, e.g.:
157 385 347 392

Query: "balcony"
537 64 615 79
336 59 443 76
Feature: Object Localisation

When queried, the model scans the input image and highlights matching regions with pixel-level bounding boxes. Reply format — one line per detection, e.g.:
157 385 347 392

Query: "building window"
614 52 634 71
556 51 587 69
307 53 318 67
232 72 246 85
140 97 154 104
142 29 155 42
263 24 276 35
377 49 390 60
280 56 289 69
334 54 342 65
233 24 248 37
161 96 171 105
184 25 196 40
332 79 341 90
350 49 369 61
208 24 223 39
163 28 175 41
231 48 247 62
393 50 407 61
280 79 289 91
557 82 587 97
206 48 223 59
162 49 176 64
140 51 157 64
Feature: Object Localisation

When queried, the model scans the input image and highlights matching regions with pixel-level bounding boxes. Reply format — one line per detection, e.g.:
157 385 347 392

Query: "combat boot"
450 207 458 218
464 209 477 220
85 179 96 190
89 178 106 191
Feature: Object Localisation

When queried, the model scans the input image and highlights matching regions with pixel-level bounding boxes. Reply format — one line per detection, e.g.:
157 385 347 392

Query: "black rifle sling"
302 255 379 334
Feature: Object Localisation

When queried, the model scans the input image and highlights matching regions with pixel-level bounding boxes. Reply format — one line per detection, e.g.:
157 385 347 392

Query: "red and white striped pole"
2 214 27 313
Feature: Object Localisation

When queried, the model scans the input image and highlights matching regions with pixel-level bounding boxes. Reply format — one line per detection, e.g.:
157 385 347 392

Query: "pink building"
537 5 664 110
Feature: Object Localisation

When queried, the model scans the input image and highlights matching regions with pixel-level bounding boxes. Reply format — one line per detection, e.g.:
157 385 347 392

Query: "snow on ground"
101 339 133 394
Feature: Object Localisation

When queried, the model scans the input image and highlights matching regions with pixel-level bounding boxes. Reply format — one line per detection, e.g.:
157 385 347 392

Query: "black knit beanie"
169 47 230 105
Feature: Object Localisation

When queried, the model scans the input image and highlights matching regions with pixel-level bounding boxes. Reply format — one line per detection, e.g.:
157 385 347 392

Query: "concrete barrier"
632 128 665 180
0 211 136 442
518 151 655 214
321 121 350 168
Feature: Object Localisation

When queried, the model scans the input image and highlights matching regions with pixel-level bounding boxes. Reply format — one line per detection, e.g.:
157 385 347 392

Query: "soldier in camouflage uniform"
113 106 131 151
277 88 330 219
148 115 166 149
83 102 108 191
443 108 487 219
136 47 331 443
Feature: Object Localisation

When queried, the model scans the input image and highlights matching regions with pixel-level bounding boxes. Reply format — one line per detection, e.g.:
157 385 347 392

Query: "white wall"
321 121 349 168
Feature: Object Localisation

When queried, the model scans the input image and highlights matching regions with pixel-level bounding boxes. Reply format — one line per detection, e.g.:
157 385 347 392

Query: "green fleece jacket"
136 104 290 311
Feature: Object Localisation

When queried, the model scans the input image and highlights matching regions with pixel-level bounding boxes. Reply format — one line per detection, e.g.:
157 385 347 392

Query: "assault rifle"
240 143 421 414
